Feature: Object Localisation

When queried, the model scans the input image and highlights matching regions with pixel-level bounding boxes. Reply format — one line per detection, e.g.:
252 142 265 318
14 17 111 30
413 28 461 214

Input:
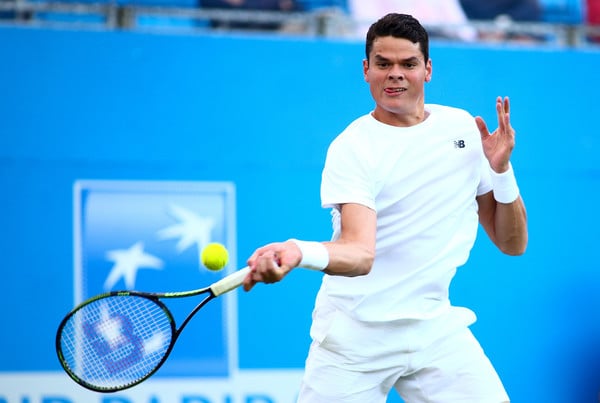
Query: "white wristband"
289 239 329 271
490 162 520 204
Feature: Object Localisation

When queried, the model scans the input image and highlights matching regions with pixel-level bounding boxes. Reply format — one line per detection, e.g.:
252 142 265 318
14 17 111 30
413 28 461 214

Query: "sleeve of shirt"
461 109 492 197
320 134 376 211
477 149 493 196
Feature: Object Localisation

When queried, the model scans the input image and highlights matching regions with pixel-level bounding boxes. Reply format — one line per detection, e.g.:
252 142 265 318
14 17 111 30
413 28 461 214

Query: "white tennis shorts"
297 305 509 403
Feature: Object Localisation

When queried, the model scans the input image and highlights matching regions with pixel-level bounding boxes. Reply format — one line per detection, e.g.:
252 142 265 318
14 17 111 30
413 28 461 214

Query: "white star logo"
157 204 215 267
104 242 164 290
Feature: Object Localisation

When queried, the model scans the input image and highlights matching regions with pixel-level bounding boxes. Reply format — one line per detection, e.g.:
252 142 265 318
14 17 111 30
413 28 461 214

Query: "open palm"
475 96 515 173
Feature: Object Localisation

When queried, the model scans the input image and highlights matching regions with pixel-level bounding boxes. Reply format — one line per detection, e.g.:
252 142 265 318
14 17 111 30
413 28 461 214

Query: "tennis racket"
55 266 250 393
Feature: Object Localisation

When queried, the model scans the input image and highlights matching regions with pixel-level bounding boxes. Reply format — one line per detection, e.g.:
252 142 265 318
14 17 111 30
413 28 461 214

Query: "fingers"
504 97 511 133
495 96 509 113
475 116 490 139
477 96 513 141
496 97 505 132
243 246 285 291
243 240 302 292
252 252 281 282
243 274 256 291
243 259 279 291
496 96 512 134
246 243 281 271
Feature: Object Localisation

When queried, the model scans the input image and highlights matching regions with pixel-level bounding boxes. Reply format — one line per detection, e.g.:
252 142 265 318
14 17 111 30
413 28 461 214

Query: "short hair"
365 13 430 63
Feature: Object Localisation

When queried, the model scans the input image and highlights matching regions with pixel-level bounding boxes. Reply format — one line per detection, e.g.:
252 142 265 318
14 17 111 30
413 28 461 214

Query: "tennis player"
243 13 528 403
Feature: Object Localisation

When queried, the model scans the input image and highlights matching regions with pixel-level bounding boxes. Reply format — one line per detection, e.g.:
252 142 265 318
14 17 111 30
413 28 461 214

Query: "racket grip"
210 266 251 296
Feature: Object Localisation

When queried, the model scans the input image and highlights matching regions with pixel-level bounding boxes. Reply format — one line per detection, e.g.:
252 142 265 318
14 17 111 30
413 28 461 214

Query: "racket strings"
59 295 174 390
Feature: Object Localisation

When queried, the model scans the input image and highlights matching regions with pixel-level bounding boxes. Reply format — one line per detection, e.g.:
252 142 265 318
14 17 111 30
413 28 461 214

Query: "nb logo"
454 140 466 149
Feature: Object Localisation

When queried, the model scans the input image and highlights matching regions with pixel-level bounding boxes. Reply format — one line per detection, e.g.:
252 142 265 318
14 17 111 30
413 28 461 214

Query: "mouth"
384 87 406 95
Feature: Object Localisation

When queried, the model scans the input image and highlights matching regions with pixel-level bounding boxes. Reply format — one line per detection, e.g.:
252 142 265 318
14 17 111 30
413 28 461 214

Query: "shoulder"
329 114 374 150
427 104 474 120
426 104 478 132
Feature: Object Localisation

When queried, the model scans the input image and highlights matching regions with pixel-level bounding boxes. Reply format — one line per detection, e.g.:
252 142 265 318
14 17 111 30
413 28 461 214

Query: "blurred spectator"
459 0 543 42
348 0 477 41
588 0 600 23
0 0 12 20
0 0 28 21
201 0 302 30
459 0 542 22
587 0 600 42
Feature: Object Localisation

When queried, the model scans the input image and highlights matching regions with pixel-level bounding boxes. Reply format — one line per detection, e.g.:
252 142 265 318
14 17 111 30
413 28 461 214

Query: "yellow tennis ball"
201 243 229 271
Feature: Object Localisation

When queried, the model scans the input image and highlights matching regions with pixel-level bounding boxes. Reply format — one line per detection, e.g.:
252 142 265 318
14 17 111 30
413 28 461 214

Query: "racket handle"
210 266 251 296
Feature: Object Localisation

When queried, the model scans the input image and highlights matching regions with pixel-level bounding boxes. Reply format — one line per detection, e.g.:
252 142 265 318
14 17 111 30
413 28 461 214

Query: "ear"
363 59 369 82
424 58 432 82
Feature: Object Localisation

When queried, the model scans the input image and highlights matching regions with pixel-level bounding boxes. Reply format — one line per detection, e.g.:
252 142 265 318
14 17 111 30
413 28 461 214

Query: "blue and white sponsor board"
0 180 303 403
73 180 238 378
0 370 303 402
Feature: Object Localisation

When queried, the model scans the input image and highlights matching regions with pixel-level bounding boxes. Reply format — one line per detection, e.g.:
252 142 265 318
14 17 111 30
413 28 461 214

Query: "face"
363 36 432 127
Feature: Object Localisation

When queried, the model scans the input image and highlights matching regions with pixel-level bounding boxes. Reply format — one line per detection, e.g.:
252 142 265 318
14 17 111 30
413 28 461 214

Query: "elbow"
501 246 527 256
499 236 528 256
356 252 375 276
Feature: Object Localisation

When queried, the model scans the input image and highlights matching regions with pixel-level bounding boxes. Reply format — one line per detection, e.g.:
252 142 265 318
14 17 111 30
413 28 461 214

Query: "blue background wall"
1 26 599 402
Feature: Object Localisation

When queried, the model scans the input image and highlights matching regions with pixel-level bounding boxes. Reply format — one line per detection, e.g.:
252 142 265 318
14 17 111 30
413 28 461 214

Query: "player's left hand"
475 96 515 173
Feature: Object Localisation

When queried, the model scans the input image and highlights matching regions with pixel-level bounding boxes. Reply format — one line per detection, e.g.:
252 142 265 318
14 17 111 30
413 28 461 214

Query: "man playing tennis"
243 13 528 403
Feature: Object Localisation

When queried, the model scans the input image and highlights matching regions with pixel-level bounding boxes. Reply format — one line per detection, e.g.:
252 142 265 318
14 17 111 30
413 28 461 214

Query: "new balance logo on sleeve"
454 140 466 148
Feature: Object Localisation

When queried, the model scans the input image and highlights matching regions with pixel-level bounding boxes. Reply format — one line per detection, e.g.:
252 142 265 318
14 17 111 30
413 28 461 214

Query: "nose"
388 64 404 80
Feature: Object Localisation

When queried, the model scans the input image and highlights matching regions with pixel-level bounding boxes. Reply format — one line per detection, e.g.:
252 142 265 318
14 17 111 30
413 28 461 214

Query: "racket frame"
55 266 250 392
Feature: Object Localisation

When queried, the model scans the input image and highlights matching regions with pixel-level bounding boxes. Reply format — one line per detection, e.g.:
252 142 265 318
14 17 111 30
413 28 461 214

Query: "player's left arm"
475 96 528 256
477 192 527 255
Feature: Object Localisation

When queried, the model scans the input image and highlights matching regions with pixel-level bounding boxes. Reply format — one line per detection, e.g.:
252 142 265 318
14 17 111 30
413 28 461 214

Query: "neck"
372 105 428 127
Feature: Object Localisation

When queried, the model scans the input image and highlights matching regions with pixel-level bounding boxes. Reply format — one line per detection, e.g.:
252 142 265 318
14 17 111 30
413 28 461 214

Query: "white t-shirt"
318 104 492 322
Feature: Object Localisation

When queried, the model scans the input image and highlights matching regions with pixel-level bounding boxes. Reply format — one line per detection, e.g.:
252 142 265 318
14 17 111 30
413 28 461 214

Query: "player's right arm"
322 203 376 276
242 202 376 292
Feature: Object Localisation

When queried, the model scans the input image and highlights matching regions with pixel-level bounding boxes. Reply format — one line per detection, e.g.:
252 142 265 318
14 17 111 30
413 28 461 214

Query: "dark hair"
365 13 429 63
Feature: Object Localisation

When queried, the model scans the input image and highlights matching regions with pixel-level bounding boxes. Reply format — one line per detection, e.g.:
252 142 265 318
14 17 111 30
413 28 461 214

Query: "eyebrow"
373 55 422 64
